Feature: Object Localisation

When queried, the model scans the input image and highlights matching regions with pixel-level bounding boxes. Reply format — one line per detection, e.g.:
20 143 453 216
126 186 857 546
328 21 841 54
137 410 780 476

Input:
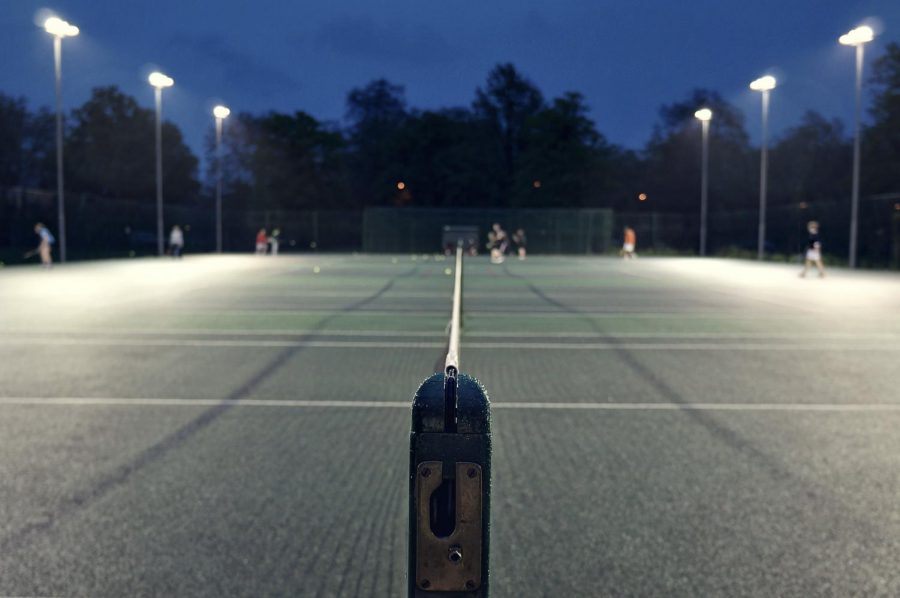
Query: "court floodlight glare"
44 17 79 37
694 108 712 121
148 72 174 88
839 25 874 46
213 105 231 119
749 75 777 91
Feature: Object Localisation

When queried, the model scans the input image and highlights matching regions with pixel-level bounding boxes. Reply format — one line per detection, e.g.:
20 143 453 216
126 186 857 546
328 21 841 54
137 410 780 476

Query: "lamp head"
213 105 231 119
839 25 874 46
44 17 79 38
694 108 713 122
749 75 777 92
148 72 174 88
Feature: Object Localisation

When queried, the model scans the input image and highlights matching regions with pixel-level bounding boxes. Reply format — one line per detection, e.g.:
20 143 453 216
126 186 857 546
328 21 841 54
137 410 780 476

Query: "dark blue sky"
3 1 898 170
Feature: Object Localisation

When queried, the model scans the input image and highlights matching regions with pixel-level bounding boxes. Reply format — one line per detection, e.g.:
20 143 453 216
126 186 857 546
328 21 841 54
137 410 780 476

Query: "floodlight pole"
154 86 164 257
849 43 865 268
700 118 710 257
215 115 223 253
757 89 770 260
53 35 67 263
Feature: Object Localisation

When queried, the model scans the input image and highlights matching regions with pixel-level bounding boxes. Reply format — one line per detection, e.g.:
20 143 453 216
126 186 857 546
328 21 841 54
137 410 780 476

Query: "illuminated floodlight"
44 17 79 37
839 25 874 46
749 75 777 92
148 72 174 88
213 105 231 119
694 108 712 122
397 181 406 190
638 193 648 201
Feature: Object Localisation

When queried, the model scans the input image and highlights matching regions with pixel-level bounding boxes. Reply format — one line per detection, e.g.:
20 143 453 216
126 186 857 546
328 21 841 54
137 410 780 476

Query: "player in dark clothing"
490 223 508 264
512 228 527 260
799 220 825 278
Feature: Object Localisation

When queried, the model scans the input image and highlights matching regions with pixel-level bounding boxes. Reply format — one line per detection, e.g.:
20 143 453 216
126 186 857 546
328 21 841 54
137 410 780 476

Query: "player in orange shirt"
255 228 268 254
621 226 637 259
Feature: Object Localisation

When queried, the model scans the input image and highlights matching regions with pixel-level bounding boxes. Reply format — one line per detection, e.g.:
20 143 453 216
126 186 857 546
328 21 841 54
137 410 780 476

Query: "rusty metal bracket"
415 461 482 592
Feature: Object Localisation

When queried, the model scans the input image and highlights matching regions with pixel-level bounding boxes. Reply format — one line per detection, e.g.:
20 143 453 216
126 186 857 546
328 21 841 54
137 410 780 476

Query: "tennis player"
799 221 825 278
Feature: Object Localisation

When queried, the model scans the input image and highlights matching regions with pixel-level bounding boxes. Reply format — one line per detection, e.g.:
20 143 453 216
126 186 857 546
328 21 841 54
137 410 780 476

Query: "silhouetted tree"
209 110 350 210
864 42 900 195
473 64 545 204
345 79 408 205
643 89 754 212
392 108 503 207
0 94 54 188
516 92 614 207
769 111 850 205
65 86 199 201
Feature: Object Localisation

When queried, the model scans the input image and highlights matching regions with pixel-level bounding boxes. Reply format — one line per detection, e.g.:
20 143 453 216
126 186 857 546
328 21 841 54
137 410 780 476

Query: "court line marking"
146 309 853 319
1 338 898 351
1 328 897 340
176 290 629 300
1 397 899 412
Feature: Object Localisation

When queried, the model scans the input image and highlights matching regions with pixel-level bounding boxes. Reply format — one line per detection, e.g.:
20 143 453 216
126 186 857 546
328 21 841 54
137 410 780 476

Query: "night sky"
3 1 899 169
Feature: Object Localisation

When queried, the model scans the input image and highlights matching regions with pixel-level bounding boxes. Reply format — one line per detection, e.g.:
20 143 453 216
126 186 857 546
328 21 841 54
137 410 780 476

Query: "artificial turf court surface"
1 254 899 597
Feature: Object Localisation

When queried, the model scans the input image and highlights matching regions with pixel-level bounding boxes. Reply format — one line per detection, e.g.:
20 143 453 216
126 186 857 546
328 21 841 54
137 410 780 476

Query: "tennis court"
1 254 900 596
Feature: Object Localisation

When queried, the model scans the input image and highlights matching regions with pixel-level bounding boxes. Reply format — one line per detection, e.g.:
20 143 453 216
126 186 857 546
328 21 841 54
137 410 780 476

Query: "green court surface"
1 254 899 596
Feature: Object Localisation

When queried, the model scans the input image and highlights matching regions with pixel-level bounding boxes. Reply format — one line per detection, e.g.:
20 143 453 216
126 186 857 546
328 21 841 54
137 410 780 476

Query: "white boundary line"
496 402 900 412
1 328 897 340
147 309 848 319
1 397 899 412
0 338 897 351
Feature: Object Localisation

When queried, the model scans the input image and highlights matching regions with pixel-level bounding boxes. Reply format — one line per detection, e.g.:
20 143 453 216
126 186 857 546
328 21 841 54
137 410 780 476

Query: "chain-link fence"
0 188 363 263
617 195 900 267
363 207 614 254
3 187 898 268
706 195 900 267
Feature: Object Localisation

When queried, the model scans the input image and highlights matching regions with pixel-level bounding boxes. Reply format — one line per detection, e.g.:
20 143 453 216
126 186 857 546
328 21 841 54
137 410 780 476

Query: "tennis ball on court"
313 266 321 274
444 268 452 276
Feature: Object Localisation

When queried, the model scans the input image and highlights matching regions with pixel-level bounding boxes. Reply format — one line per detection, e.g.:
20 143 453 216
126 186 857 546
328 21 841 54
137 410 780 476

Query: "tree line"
1 45 898 214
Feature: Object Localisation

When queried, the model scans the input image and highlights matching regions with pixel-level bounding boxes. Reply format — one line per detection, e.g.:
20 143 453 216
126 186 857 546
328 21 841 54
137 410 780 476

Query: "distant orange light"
397 181 406 190
799 202 809 209
533 180 541 189
638 193 648 201
895 203 900 211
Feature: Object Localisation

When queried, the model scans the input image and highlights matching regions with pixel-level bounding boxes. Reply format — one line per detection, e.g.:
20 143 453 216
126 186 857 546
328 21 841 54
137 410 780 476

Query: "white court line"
0 328 444 338
0 338 898 351
0 338 443 349
497 402 900 412
156 309 843 319
1 328 897 340
0 397 410 408
1 397 899 412
184 290 609 300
